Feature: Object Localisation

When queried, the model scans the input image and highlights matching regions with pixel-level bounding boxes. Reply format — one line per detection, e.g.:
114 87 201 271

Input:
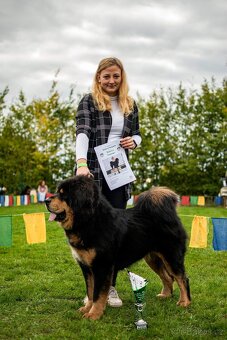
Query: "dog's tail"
135 186 179 223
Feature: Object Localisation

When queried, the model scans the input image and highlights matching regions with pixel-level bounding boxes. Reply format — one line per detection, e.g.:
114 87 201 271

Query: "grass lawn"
0 204 227 339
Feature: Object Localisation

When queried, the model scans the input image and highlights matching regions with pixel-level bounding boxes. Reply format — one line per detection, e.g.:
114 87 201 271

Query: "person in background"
75 57 142 307
37 180 48 203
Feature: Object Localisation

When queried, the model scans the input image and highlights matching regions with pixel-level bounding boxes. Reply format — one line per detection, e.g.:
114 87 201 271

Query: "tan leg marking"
175 275 191 307
150 252 191 307
83 291 108 320
145 253 173 298
79 300 93 314
78 272 94 314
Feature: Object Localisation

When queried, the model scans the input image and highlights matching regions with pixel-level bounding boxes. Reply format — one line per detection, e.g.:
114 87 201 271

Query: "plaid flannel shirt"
76 93 141 200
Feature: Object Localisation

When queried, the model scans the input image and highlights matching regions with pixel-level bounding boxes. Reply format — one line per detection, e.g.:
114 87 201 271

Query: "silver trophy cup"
134 302 148 329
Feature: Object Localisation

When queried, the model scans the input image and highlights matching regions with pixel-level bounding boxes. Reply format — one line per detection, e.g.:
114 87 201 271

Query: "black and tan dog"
45 176 191 320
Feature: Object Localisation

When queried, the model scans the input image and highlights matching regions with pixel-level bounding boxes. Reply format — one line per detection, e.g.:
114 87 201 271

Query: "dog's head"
45 176 100 230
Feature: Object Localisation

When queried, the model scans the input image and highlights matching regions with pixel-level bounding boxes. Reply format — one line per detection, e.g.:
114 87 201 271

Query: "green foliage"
0 205 227 339
0 82 76 193
131 79 226 195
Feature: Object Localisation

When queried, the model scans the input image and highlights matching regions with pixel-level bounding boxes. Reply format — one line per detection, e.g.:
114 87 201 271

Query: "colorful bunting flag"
198 196 205 206
190 196 198 205
23 212 46 244
8 196 13 206
26 195 30 204
0 216 12 247
214 196 223 206
212 218 227 251
189 216 208 248
205 196 214 206
0 195 5 206
16 196 20 206
13 196 16 206
30 195 36 203
4 195 9 207
24 195 28 205
181 196 190 205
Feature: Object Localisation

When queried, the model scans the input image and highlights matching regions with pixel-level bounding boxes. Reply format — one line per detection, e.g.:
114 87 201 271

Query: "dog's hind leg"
145 252 174 298
156 253 191 307
175 275 190 307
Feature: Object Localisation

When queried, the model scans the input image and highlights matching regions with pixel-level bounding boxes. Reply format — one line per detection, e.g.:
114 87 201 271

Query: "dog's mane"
59 176 127 248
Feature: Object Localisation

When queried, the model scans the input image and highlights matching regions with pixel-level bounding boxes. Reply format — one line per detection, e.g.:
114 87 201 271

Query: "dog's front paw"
79 302 92 314
177 299 191 307
83 310 103 320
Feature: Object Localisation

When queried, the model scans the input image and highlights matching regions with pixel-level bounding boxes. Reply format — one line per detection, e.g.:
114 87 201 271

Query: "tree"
0 90 42 193
26 82 76 187
1 78 225 196
0 82 77 193
131 79 227 195
130 88 179 193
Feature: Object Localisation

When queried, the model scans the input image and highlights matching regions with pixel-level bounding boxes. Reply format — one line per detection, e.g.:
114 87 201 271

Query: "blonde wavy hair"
92 57 134 116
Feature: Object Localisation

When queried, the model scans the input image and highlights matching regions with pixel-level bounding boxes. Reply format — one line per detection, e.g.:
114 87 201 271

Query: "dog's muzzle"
45 197 66 222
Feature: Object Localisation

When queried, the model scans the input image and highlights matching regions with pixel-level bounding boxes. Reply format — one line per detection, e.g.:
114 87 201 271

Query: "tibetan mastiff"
45 176 191 320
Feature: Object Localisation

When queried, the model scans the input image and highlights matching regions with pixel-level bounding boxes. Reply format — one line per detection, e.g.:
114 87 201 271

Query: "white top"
107 96 124 143
76 97 141 161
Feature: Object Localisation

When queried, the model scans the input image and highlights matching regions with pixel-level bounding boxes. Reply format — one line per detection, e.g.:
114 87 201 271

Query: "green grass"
0 204 227 339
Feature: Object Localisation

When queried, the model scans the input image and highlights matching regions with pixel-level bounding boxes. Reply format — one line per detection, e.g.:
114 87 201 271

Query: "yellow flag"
23 213 46 244
16 195 21 206
189 216 208 248
198 196 205 206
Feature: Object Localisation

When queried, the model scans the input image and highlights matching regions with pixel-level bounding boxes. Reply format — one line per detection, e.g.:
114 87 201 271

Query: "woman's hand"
120 137 136 150
76 165 94 178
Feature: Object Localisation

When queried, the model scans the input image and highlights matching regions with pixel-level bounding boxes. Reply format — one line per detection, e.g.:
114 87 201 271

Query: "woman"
37 180 48 203
75 57 142 307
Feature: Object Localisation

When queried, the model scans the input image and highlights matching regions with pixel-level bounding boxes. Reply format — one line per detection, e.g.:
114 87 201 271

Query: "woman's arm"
75 95 93 177
76 94 92 139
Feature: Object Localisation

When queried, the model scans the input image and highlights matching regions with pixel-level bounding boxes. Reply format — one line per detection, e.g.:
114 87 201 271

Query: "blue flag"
212 218 227 251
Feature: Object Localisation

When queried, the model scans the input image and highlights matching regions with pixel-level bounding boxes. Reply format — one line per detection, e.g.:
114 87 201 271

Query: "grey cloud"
0 0 226 102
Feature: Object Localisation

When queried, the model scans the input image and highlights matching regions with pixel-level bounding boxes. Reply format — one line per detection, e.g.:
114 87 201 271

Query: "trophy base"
135 319 148 330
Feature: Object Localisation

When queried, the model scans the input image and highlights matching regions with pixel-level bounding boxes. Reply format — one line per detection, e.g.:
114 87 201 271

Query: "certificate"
94 140 136 190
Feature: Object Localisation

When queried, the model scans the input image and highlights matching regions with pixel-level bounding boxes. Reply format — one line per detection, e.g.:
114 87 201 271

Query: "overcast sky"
1 0 226 104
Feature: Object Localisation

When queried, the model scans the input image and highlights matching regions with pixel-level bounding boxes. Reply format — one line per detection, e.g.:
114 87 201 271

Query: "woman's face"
98 65 122 96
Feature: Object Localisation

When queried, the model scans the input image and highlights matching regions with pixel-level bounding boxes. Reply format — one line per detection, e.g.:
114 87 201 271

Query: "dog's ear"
70 177 99 216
